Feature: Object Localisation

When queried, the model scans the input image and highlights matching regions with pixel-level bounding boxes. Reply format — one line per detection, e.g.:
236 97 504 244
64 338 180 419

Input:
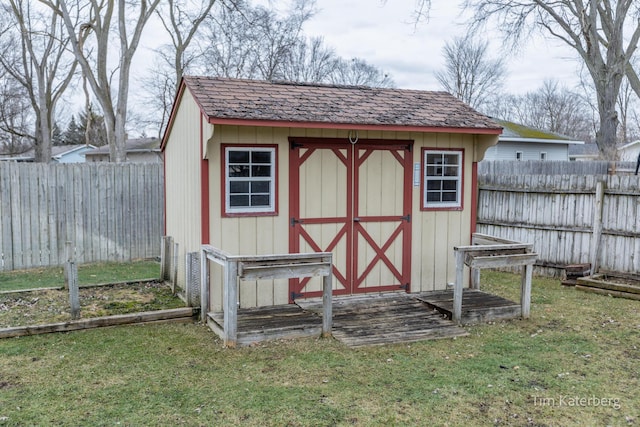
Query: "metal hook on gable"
348 130 359 145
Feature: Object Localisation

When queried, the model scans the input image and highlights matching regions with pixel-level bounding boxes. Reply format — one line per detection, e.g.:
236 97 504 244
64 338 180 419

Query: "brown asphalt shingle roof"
182 76 501 132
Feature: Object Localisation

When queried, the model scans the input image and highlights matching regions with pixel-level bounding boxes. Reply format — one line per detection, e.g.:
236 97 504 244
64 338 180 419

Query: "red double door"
289 138 413 300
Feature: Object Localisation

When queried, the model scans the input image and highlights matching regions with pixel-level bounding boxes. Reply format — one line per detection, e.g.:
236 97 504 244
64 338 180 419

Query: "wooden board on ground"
0 307 198 339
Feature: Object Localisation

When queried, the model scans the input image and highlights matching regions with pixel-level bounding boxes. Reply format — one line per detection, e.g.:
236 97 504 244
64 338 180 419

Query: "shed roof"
172 76 502 137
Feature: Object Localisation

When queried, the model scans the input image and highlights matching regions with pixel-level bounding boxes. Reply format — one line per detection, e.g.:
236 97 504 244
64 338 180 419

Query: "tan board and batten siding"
163 77 500 311
164 88 209 289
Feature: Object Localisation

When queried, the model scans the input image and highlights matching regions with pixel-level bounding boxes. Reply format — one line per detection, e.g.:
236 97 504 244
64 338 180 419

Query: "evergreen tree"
63 115 84 145
51 121 64 145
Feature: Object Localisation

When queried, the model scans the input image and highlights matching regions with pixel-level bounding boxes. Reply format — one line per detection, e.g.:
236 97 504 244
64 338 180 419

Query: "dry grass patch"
0 281 183 328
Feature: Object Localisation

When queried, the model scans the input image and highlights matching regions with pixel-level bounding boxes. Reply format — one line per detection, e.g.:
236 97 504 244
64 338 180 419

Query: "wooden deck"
417 289 522 323
207 290 522 347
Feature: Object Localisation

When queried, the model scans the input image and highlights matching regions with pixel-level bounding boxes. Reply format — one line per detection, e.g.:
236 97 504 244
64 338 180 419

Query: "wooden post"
321 262 333 338
453 249 464 323
471 267 481 290
223 260 238 348
171 242 179 294
590 180 605 274
63 241 72 289
160 236 168 280
520 264 533 319
67 260 80 320
200 249 209 322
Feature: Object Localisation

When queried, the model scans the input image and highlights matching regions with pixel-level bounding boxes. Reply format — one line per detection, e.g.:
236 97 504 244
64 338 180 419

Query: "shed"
483 119 584 161
162 77 502 312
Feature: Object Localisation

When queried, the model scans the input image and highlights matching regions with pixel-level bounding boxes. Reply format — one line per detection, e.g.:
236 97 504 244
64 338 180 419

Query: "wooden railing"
200 245 333 347
453 233 538 323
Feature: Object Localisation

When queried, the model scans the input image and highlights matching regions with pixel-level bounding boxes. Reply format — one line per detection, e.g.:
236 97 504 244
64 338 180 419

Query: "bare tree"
330 58 395 88
457 0 640 160
251 0 315 80
0 0 77 162
142 0 216 138
281 36 337 83
42 0 161 162
0 76 33 154
617 77 640 143
200 0 316 81
200 1 261 79
435 35 506 110
483 80 594 142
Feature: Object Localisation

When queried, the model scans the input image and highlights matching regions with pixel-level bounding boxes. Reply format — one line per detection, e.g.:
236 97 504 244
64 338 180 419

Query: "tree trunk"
595 85 619 160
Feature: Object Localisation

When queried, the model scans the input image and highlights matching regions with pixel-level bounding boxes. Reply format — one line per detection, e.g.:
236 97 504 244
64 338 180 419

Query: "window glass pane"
426 166 440 176
229 151 249 163
251 195 270 206
230 195 249 207
443 165 458 176
230 181 249 193
252 151 271 163
427 180 441 190
443 154 458 165
442 192 457 202
442 180 457 191
426 192 441 202
229 165 250 177
426 153 440 164
251 181 270 193
252 165 271 177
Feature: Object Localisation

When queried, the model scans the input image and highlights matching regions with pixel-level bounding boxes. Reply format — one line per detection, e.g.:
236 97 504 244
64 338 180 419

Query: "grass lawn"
0 260 160 292
1 271 639 426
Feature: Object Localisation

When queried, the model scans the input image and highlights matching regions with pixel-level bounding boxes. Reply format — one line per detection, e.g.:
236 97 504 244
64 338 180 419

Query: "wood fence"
478 160 638 176
477 173 640 277
0 162 163 271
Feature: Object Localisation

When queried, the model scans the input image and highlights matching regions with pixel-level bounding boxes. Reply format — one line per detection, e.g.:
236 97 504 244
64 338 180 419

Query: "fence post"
200 248 209 322
590 180 605 274
65 244 80 320
160 236 172 281
171 242 179 294
63 241 72 289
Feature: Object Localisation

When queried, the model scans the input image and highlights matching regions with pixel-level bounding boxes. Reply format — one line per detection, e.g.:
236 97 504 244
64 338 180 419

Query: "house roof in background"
495 119 584 145
84 138 160 155
617 140 640 151
0 144 95 161
176 76 502 134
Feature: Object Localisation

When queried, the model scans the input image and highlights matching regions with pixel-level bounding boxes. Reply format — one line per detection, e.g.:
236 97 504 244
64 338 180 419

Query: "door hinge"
291 217 303 227
291 291 304 300
290 141 303 150
401 214 411 223
400 283 409 291
406 144 412 152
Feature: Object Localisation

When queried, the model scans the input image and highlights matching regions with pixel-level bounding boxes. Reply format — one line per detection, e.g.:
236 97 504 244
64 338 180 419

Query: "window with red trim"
422 149 463 210
224 146 276 215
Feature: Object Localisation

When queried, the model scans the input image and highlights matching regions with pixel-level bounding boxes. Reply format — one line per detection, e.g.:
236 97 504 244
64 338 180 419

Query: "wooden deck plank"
416 289 521 324
207 290 521 347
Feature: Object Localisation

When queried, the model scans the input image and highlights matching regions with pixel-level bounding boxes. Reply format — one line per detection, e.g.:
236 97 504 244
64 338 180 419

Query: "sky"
300 0 581 94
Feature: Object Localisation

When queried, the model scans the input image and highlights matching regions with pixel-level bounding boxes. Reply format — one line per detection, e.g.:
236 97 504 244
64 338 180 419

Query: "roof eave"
499 136 584 145
207 117 502 135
